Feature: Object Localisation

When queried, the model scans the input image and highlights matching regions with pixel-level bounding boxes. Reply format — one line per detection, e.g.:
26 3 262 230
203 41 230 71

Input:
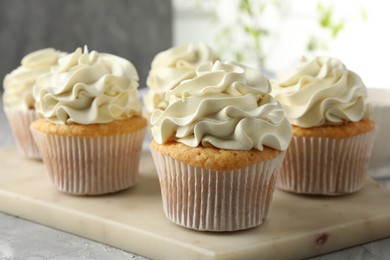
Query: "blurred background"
0 0 172 90
173 0 389 89
1 0 389 90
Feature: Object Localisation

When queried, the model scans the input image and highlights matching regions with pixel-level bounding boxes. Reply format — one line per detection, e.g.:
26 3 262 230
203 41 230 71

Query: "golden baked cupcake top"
271 56 370 128
292 118 375 138
151 140 282 171
32 116 147 136
144 43 218 113
3 48 65 111
151 60 292 151
33 46 142 125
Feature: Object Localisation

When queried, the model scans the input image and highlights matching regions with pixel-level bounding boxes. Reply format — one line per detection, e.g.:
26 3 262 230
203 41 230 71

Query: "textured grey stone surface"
0 0 172 90
0 212 148 260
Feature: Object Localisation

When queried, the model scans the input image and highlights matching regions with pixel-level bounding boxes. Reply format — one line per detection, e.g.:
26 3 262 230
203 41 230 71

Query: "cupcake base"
277 130 375 195
31 118 147 195
4 108 41 160
151 141 285 232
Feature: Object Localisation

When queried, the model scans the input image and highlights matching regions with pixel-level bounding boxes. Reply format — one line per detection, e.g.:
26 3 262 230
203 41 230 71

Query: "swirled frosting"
3 48 64 110
271 56 370 128
34 46 141 124
151 61 292 151
144 43 218 113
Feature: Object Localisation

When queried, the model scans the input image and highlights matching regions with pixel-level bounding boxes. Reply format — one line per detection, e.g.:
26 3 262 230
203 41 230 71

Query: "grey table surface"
1 98 390 260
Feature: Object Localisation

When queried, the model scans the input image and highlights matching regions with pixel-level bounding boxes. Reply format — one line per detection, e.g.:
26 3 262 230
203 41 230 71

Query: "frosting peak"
166 61 270 101
3 48 65 110
34 47 141 124
272 56 370 128
151 61 292 151
144 43 218 113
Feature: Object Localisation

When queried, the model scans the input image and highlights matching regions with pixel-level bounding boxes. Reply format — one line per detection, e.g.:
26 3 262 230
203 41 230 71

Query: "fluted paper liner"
4 108 41 159
31 127 146 195
151 147 286 232
277 131 375 195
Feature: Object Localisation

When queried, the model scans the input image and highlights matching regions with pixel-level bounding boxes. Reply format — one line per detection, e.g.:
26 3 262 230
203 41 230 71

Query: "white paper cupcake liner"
151 147 286 232
4 108 41 159
31 127 146 195
277 131 375 195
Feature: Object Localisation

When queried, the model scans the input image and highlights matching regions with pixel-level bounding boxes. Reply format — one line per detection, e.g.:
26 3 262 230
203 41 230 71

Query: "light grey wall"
0 0 172 90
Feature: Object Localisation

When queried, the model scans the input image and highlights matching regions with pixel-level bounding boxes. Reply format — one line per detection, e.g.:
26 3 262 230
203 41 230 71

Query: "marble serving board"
1 146 390 260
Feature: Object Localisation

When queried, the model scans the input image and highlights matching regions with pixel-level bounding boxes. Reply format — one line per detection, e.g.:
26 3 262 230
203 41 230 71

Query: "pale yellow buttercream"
3 48 65 110
34 46 141 124
144 43 218 113
272 56 370 128
151 61 292 151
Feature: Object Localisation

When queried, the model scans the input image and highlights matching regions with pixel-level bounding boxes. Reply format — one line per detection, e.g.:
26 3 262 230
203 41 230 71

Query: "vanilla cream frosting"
3 48 64 111
151 61 292 151
34 46 141 124
272 56 370 128
144 43 218 113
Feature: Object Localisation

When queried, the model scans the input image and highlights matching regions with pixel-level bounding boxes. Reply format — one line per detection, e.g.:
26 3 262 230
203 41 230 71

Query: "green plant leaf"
306 37 329 52
360 6 368 21
240 0 252 15
332 20 345 38
235 51 244 63
320 9 332 27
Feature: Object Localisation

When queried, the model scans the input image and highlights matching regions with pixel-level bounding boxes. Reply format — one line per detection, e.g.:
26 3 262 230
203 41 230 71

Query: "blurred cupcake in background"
3 48 65 159
30 46 147 195
144 43 218 117
150 60 292 231
272 56 375 195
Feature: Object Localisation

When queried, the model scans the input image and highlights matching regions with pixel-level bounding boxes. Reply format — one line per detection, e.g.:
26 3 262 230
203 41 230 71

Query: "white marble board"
0 146 390 260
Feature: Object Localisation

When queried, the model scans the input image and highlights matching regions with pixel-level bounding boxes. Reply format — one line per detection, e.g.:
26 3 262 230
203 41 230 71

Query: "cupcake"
150 61 292 231
30 46 147 195
143 43 218 116
272 56 375 195
3 48 65 159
